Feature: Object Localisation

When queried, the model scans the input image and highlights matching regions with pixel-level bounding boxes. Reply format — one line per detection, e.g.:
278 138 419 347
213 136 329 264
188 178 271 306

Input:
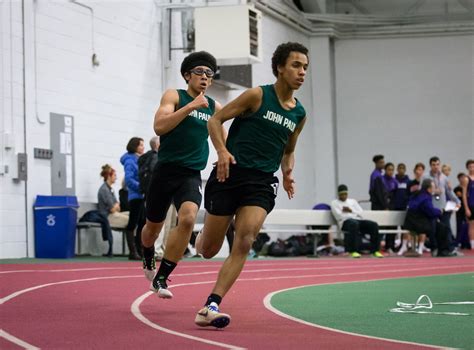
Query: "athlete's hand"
283 169 295 199
190 92 208 110
216 149 236 182
466 208 472 219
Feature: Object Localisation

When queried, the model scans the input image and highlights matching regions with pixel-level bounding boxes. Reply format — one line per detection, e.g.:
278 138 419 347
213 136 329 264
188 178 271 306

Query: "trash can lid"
34 195 79 208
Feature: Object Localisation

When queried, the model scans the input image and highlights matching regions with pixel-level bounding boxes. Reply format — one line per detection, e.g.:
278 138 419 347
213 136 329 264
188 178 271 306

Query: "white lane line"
263 278 467 350
131 287 245 350
0 329 40 350
0 260 455 275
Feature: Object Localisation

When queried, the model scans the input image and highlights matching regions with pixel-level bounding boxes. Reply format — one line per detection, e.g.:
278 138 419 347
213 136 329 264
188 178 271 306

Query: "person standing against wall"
461 159 474 250
427 156 460 253
369 155 385 210
120 137 145 260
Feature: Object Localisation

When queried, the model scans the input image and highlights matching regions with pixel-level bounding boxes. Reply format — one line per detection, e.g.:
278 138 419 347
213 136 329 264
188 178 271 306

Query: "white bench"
264 209 408 235
76 202 127 255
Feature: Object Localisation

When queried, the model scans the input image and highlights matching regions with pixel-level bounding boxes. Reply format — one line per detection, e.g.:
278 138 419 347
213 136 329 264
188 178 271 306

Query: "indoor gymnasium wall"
334 35 474 203
1 0 163 258
0 1 28 258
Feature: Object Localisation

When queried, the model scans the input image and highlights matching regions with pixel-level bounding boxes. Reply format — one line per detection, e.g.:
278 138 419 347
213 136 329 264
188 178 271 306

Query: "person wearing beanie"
141 51 222 300
193 42 309 329
330 184 384 259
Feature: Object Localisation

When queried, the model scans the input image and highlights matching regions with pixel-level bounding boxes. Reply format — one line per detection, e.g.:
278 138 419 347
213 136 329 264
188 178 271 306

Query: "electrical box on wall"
194 5 262 65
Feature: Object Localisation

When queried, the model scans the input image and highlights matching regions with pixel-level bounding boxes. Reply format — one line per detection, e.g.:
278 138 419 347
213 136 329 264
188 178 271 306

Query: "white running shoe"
195 302 231 328
150 277 173 299
144 268 156 281
398 245 408 256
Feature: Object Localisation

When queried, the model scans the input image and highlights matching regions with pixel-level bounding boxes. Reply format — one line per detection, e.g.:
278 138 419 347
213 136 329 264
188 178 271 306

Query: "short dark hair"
397 163 406 169
271 42 308 77
385 162 394 170
466 159 474 168
429 156 440 165
126 137 143 153
372 155 384 163
414 162 425 171
421 178 433 191
457 172 466 180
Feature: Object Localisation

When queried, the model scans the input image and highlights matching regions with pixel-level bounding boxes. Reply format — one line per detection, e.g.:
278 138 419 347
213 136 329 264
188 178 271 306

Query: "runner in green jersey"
141 51 223 299
194 42 309 328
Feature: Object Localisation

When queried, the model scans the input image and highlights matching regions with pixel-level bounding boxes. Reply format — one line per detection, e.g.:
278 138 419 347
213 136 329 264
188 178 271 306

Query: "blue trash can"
34 195 79 258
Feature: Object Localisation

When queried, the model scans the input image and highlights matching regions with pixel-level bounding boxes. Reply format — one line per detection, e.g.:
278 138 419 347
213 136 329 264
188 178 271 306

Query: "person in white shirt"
331 184 384 258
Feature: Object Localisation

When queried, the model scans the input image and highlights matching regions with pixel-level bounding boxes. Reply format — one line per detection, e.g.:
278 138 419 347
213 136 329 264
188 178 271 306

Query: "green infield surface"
270 273 474 349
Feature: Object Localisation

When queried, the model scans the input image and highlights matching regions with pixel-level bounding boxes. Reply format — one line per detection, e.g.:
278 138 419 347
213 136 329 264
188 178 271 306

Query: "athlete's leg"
196 213 233 259
142 219 165 248
162 201 199 262
211 206 267 298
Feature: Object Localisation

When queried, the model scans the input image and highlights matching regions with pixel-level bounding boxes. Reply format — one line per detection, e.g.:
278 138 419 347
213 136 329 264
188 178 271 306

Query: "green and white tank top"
226 84 306 173
157 89 215 170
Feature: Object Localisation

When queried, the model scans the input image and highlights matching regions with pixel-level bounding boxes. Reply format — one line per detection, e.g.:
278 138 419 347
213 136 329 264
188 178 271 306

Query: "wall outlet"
34 148 53 159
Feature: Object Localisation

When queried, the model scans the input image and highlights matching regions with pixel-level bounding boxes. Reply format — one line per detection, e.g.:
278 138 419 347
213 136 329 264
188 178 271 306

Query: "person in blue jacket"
404 178 454 257
120 137 145 260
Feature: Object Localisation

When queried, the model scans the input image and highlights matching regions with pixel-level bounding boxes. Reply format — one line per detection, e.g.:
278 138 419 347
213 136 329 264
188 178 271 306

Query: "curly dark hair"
126 137 143 153
271 42 309 77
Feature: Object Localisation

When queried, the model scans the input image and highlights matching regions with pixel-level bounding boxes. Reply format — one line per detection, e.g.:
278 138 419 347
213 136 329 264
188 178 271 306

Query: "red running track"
1 256 473 350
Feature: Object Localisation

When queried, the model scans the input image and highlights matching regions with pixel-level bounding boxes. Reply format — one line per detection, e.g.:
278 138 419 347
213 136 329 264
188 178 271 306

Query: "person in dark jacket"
404 179 454 257
120 137 145 260
373 162 398 252
393 163 410 210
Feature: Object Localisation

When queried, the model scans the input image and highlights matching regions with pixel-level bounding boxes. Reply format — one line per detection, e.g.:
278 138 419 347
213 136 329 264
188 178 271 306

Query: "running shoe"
143 255 156 281
373 251 384 258
150 276 173 299
195 302 231 328
349 252 361 258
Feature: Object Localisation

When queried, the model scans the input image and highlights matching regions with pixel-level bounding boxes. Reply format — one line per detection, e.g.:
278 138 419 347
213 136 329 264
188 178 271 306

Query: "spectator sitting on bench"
331 184 384 259
403 178 456 257
99 164 130 229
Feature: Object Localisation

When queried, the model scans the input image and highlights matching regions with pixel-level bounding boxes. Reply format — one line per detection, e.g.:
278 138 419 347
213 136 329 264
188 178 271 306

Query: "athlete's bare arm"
281 117 306 199
208 87 263 181
154 89 209 135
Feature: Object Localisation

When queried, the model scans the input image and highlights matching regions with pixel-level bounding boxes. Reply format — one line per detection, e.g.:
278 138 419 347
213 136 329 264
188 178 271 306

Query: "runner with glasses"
141 51 223 299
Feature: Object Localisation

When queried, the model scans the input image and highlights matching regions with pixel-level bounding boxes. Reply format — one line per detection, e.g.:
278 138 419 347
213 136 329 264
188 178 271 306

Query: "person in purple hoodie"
393 163 410 210
404 179 453 257
372 163 398 252
120 137 145 260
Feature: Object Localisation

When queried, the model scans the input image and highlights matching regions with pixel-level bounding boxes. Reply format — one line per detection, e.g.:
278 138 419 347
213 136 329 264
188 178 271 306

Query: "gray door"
50 113 75 195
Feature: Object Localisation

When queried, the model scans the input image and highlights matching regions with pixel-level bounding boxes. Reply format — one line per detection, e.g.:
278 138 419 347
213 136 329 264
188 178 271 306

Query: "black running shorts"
146 162 202 223
204 164 279 216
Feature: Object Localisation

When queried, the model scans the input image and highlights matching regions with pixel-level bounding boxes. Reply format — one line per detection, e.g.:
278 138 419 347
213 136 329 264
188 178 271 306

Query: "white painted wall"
334 35 474 202
1 0 164 258
0 0 28 258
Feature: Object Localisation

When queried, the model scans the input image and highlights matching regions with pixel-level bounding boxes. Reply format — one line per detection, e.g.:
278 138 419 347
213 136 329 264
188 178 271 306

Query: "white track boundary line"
0 260 455 275
0 329 40 350
263 277 468 350
1 265 472 349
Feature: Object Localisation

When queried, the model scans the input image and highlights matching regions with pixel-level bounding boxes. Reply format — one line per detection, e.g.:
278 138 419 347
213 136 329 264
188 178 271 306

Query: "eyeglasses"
189 68 215 78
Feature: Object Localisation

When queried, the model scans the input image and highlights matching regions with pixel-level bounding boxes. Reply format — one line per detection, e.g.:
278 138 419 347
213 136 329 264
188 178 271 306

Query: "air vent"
194 5 262 65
